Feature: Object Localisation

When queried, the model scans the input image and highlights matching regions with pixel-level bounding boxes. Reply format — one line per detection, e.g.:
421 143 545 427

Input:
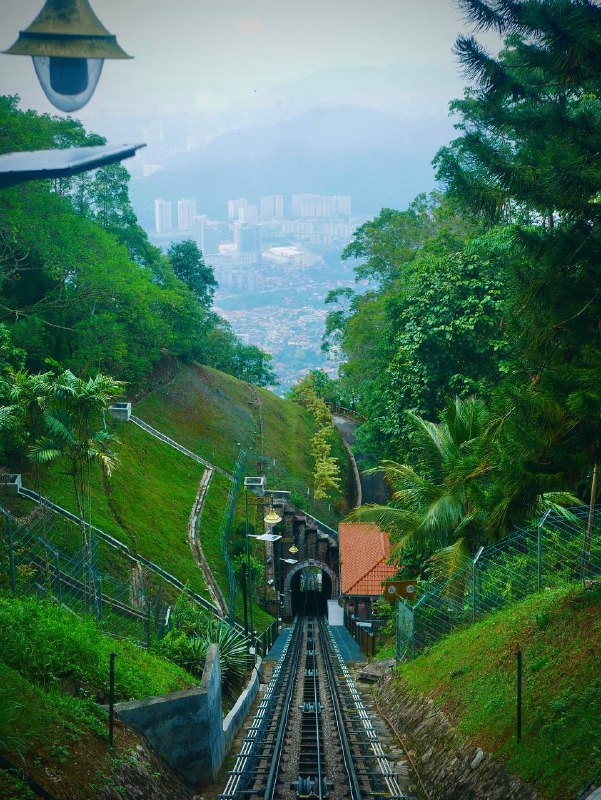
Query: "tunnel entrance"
290 567 332 616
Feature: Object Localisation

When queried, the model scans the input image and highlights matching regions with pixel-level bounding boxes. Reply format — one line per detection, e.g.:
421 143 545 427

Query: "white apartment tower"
227 197 248 220
192 215 221 255
260 195 284 218
177 198 197 231
154 199 172 234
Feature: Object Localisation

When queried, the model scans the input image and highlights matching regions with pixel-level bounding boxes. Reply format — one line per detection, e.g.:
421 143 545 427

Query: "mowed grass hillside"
0 596 196 800
134 363 354 522
397 584 601 800
13 417 210 598
6 362 354 629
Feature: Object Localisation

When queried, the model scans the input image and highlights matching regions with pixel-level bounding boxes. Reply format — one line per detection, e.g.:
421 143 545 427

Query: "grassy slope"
134 363 353 623
0 595 196 800
7 362 353 631
15 419 208 598
134 363 257 474
397 584 601 799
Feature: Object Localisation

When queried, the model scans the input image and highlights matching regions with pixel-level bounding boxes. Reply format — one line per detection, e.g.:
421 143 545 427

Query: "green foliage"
158 594 247 688
326 195 505 460
289 380 341 499
433 0 601 513
0 596 195 701
167 240 217 309
398 584 601 799
346 397 578 565
0 95 276 418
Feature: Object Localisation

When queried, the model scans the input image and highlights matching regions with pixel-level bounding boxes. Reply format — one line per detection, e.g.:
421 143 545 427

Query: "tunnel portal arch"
283 559 338 618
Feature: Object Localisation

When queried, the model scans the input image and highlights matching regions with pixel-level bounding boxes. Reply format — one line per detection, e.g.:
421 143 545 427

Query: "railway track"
220 609 407 800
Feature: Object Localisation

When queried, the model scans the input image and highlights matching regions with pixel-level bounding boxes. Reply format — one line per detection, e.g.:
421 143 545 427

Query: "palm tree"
28 370 122 600
346 396 578 581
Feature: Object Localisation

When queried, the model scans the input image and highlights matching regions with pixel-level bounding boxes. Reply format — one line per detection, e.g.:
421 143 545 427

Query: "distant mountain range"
129 104 455 228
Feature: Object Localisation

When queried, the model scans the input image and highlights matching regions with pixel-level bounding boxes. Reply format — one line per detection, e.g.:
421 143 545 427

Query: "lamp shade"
264 508 282 526
4 0 131 111
289 544 299 554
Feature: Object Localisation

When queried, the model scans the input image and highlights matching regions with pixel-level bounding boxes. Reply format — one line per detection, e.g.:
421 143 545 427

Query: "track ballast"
220 613 407 800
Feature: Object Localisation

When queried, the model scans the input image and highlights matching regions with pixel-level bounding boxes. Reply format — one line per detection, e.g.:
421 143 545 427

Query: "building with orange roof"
339 522 396 623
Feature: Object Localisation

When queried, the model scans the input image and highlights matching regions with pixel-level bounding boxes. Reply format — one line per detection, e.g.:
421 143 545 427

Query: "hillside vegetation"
8 362 353 628
396 585 601 800
0 596 196 800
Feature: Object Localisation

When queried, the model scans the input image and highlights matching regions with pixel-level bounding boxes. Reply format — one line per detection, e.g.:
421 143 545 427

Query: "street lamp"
244 489 283 647
289 544 299 555
3 0 131 112
264 506 282 526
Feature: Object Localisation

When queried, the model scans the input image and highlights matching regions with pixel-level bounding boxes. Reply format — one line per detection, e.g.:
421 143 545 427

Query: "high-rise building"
335 195 352 216
260 195 284 218
291 193 351 218
233 222 262 254
260 195 274 217
154 199 172 234
192 215 221 255
177 198 197 231
227 197 248 219
238 204 258 223
203 225 221 255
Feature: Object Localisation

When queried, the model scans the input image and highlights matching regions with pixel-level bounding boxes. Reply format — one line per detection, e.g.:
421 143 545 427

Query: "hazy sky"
0 0 484 118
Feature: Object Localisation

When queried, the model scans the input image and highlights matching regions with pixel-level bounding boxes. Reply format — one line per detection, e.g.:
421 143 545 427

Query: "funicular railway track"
221 601 405 800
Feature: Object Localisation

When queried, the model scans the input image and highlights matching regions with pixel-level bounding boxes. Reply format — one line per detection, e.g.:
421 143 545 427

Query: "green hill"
5 362 353 631
394 584 601 800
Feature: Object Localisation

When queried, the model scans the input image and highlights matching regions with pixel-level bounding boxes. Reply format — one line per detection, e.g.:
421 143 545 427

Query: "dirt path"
188 467 229 616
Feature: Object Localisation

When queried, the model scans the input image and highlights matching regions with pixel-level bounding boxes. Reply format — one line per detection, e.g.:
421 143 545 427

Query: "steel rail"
262 617 305 799
317 616 363 800
220 618 303 799
295 617 327 799
321 620 405 799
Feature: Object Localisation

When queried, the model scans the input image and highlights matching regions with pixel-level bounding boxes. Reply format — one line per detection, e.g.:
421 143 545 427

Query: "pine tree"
435 0 601 510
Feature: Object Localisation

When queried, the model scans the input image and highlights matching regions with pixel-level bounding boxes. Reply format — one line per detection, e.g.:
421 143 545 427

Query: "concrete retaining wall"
116 645 223 787
223 657 262 753
115 646 262 788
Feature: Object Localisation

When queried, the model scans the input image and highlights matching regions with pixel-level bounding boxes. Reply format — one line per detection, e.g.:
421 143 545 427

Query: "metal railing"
255 619 279 658
343 611 383 658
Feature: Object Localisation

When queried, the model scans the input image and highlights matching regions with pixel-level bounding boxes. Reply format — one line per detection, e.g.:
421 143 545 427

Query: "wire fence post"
108 652 116 746
97 574 103 621
53 548 62 605
537 510 550 592
472 546 484 622
516 648 523 742
146 602 152 648
6 511 17 597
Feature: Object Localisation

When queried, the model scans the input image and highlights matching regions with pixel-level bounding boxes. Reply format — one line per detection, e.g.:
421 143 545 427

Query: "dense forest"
311 0 601 568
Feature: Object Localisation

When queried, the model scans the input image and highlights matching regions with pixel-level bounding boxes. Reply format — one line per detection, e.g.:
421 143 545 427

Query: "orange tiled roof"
339 522 396 596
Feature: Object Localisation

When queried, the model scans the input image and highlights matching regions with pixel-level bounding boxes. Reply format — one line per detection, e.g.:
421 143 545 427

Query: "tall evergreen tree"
434 0 601 522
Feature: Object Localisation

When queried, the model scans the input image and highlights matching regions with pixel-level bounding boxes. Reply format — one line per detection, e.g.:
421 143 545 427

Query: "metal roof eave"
0 142 146 188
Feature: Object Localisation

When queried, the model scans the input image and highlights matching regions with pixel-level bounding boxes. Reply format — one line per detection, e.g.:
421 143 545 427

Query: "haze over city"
0 0 500 390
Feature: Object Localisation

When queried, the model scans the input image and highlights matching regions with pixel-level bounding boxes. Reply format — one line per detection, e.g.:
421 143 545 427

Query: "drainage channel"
220 615 408 800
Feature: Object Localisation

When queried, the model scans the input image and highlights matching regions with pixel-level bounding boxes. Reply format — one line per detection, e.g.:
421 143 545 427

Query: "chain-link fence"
397 505 601 660
221 451 246 626
0 502 199 647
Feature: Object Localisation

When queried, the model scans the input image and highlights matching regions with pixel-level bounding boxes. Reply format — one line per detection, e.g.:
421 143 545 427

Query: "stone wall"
223 658 262 753
374 674 540 800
